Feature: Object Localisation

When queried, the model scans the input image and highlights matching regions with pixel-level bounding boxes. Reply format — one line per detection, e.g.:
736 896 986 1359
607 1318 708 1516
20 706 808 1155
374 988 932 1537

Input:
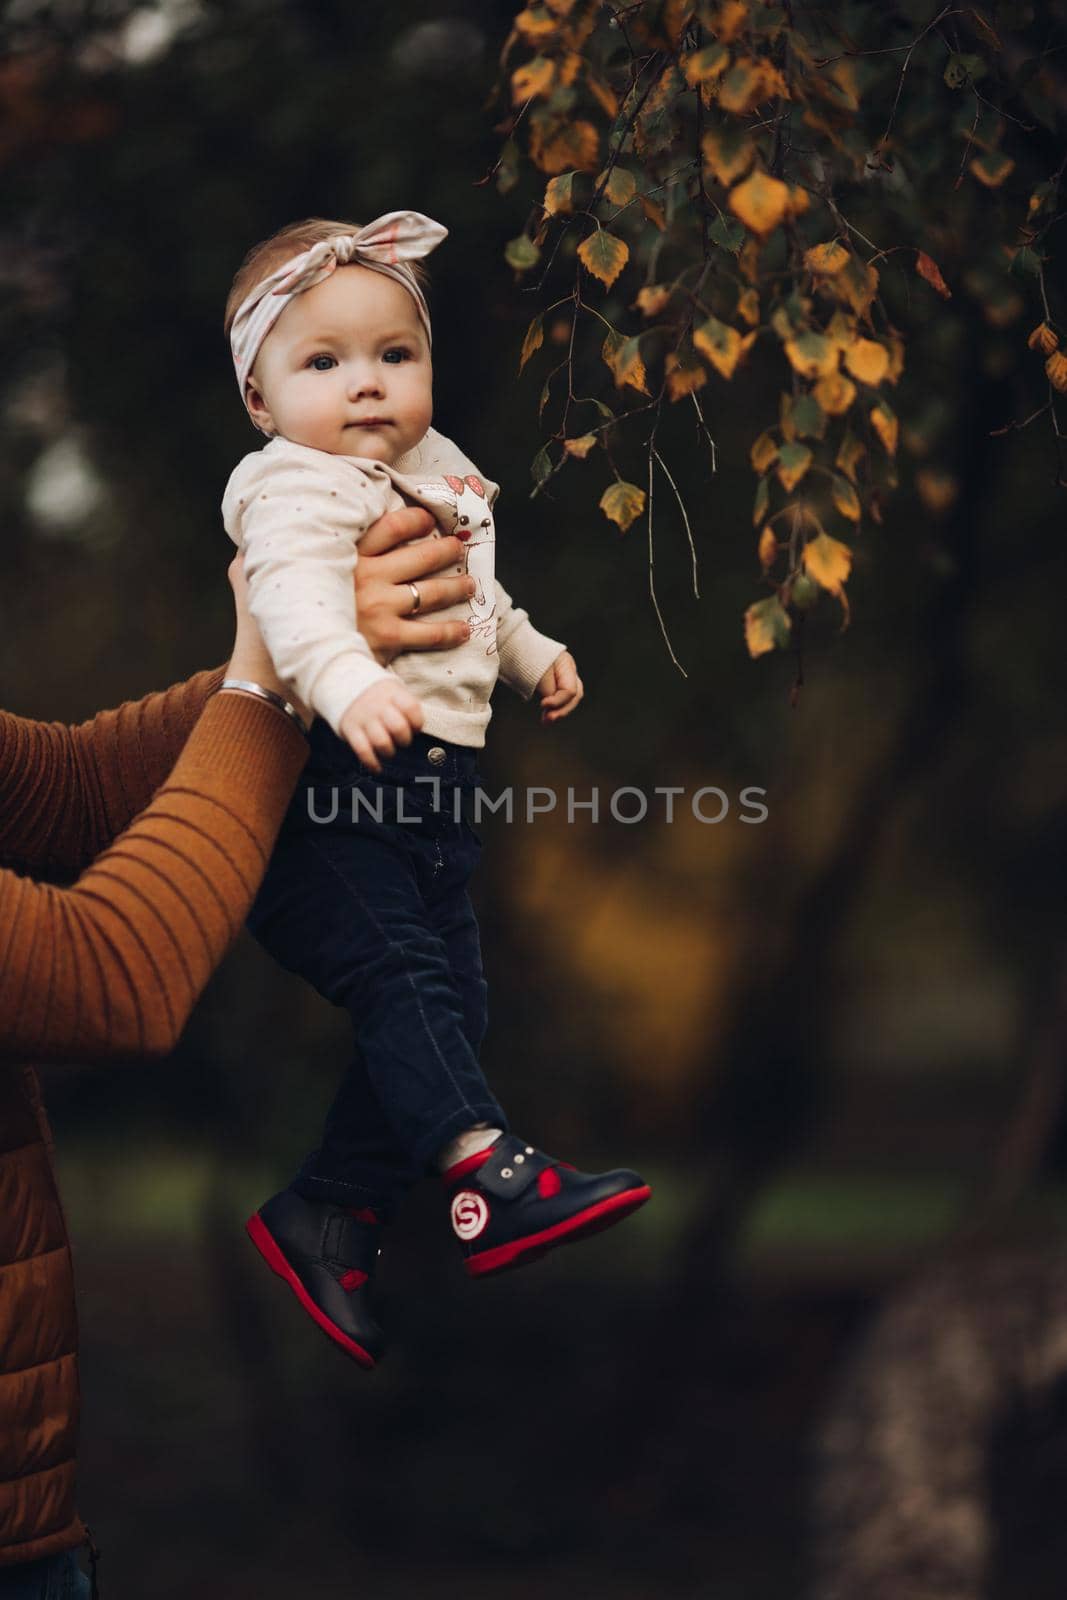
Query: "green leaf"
944 52 986 88
744 596 792 658
776 441 813 491
1011 245 1042 279
530 446 554 487
708 214 745 253
505 235 541 272
792 394 827 440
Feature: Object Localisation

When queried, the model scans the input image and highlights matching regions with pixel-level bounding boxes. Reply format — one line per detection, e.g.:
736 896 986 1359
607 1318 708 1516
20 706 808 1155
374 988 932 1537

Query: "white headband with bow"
229 209 447 405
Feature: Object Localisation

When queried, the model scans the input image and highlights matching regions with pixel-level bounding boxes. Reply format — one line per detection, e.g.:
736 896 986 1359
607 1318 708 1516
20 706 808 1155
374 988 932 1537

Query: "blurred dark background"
3 2 1067 1595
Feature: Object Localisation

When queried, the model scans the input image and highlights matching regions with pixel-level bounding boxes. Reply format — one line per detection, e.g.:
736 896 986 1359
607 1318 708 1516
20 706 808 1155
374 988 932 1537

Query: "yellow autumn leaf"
578 230 629 288
812 372 853 417
602 330 649 394
693 317 746 379
702 129 753 186
514 7 559 40
836 258 880 316
870 401 898 455
586 71 618 117
531 118 599 175
543 173 576 215
831 474 861 522
788 184 810 217
750 431 778 473
719 56 788 114
600 481 646 532
835 432 865 482
519 314 544 373
601 167 636 206
803 532 853 594
826 310 857 349
564 434 598 458
1028 322 1059 355
757 524 778 570
640 194 667 231
804 239 850 277
1046 351 1067 392
971 150 1015 188
776 441 813 491
512 55 556 104
744 596 792 658
635 284 671 317
736 287 760 327
665 352 707 400
682 42 730 86
916 468 959 514
844 338 890 385
784 332 839 380
728 170 791 236
709 0 749 43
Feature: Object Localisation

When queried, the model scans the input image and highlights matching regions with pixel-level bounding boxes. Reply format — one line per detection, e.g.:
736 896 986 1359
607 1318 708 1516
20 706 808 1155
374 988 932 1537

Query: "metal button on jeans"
427 747 447 766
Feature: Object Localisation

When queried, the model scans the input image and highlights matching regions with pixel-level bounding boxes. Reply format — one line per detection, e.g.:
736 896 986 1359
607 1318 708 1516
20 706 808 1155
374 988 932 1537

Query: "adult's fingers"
358 505 437 556
401 574 475 614
392 617 472 652
372 534 468 586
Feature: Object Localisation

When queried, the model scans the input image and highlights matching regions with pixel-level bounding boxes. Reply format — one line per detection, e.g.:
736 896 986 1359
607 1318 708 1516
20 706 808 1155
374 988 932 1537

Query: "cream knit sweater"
222 427 566 748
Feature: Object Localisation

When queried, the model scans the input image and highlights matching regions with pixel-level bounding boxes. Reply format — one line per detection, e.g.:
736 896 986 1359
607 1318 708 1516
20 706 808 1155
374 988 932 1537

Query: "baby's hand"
537 651 583 724
339 679 424 771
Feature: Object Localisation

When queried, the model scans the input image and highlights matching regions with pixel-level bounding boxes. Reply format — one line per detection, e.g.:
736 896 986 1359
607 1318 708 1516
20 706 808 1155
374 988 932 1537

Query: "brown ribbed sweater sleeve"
0 668 226 879
0 691 307 1062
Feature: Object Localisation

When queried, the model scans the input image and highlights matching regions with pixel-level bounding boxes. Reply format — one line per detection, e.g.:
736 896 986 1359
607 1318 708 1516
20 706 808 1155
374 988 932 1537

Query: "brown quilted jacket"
0 673 307 1566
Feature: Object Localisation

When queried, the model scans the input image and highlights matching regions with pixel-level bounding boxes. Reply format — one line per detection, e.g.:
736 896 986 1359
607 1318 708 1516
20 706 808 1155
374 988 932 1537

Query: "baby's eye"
308 354 336 371
382 347 412 364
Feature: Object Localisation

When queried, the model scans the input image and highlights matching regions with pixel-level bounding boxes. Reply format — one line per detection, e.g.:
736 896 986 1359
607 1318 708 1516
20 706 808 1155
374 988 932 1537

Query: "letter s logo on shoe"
451 1190 489 1241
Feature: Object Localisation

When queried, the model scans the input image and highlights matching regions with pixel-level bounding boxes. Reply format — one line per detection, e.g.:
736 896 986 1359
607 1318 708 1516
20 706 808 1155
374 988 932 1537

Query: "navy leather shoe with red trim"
443 1135 651 1278
246 1189 385 1369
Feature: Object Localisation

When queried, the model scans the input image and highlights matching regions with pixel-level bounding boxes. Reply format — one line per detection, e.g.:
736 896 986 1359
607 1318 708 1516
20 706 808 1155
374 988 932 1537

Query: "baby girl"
222 211 650 1369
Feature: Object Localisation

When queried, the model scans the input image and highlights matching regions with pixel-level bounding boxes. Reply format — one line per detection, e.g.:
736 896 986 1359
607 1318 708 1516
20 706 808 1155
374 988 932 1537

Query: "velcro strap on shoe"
474 1137 555 1201
322 1214 380 1272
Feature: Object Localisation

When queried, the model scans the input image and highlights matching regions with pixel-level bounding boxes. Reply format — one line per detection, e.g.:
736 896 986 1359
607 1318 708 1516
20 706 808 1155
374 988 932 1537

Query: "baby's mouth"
347 418 393 429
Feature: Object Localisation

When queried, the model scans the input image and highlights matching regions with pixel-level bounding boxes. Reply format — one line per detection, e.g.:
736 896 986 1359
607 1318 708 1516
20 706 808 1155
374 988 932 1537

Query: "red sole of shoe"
464 1184 653 1279
245 1213 376 1370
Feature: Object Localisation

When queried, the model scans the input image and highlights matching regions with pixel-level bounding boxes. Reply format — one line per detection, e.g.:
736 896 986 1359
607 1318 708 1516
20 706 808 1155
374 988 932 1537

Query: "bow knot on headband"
230 209 447 405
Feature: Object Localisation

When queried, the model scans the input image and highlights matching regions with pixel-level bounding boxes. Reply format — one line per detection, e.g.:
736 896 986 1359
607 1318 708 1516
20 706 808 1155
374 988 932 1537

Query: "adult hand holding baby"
354 505 475 664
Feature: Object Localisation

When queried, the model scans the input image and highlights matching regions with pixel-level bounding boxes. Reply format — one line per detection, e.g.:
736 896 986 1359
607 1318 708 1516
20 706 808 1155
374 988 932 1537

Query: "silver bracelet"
219 678 310 738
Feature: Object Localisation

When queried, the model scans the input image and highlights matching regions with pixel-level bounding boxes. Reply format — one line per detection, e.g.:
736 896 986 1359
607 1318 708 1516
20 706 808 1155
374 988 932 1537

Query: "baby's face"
247 265 433 463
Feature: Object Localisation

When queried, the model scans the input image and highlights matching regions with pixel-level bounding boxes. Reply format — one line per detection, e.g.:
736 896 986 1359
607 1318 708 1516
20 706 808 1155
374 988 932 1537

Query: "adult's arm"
0 690 307 1064
0 668 225 879
0 515 472 886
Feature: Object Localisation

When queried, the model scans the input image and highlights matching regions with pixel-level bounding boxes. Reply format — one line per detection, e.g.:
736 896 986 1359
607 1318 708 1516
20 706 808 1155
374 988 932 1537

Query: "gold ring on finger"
407 582 422 617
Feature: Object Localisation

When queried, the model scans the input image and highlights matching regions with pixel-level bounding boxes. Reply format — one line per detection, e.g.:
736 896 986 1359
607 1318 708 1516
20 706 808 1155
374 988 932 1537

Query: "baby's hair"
224 216 431 338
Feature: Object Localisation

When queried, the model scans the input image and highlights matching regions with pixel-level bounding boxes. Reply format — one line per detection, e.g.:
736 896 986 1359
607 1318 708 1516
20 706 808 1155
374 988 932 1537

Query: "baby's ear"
464 475 486 498
245 382 275 435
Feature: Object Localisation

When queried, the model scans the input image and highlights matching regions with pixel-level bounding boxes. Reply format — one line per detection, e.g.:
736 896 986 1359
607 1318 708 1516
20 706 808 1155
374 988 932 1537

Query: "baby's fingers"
347 727 383 773
382 703 416 745
540 685 571 710
367 719 397 761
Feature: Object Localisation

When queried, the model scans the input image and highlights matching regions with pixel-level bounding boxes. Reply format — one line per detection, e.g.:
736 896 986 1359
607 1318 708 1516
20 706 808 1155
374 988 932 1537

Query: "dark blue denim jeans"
248 724 508 1216
0 1552 90 1598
